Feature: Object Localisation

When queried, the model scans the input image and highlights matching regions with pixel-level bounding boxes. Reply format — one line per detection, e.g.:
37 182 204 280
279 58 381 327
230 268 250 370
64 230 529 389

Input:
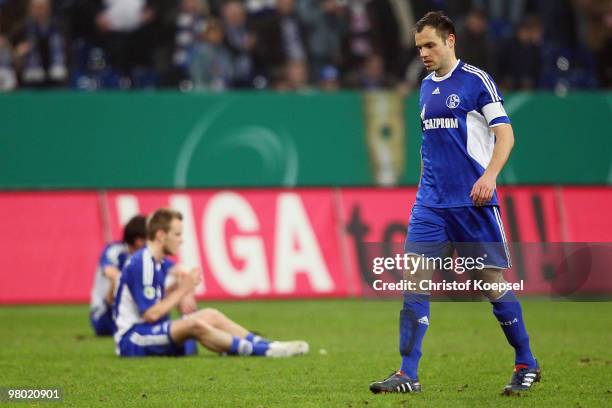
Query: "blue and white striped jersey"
416 60 511 208
90 241 128 312
113 246 175 342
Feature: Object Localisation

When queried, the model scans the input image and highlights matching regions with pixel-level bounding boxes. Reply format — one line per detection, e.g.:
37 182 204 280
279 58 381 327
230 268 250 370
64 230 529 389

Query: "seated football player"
90 215 147 336
113 208 309 357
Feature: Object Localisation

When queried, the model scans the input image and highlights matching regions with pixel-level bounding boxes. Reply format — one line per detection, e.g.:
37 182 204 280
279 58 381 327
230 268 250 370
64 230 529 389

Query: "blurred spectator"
318 64 339 91
96 0 154 33
95 0 156 81
10 0 67 88
534 0 579 49
244 0 277 16
0 0 607 92
297 0 347 85
221 0 255 87
498 15 544 90
275 59 309 91
573 0 612 87
172 0 207 83
473 0 528 26
0 0 28 36
366 0 403 81
342 0 376 74
253 0 307 82
341 0 406 84
0 33 16 91
573 0 608 50
385 0 418 78
600 39 612 88
189 18 233 90
444 0 476 22
346 53 391 90
456 8 496 75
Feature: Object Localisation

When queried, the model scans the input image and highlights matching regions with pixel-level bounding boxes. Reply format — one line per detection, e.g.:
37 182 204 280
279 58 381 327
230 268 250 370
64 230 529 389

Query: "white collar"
431 59 461 82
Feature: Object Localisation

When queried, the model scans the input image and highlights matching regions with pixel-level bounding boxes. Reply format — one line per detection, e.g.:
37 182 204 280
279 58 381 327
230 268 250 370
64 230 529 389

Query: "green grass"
1 300 611 407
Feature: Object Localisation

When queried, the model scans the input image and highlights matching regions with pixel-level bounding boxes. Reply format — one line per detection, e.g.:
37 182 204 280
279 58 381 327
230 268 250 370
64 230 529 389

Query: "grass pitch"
1 299 611 407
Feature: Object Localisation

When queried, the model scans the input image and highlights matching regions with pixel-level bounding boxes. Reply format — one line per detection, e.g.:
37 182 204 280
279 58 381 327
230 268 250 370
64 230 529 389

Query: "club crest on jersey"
144 286 156 300
446 94 460 109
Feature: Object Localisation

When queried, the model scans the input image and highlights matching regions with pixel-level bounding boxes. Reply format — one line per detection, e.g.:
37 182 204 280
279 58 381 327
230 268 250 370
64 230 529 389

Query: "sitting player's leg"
190 308 271 344
170 316 235 353
170 315 307 357
192 308 249 337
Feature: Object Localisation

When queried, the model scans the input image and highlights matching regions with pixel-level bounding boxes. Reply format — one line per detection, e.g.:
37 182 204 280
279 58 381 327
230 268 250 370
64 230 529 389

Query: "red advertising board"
0 192 103 303
0 187 611 304
104 190 353 300
560 187 612 241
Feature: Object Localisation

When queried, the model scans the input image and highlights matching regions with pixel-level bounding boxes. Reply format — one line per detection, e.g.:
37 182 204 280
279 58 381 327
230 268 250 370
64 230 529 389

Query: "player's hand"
179 267 201 291
179 294 198 315
470 174 496 206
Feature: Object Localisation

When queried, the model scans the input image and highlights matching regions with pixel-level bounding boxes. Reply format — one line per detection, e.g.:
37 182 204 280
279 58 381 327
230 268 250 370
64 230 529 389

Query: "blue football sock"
399 293 430 380
229 336 270 356
183 339 199 356
246 332 269 345
229 336 252 355
250 341 270 356
491 290 536 367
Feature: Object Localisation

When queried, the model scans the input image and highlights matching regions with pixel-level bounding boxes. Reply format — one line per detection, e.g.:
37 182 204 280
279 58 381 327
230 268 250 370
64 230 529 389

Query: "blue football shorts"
404 204 511 269
117 321 196 357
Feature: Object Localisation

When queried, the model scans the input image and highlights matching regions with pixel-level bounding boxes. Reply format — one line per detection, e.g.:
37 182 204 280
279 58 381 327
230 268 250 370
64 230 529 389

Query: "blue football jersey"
90 241 128 311
113 246 175 341
416 60 511 208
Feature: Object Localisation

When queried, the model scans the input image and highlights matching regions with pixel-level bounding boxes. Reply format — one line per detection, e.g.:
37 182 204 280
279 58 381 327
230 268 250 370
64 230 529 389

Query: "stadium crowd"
0 0 610 92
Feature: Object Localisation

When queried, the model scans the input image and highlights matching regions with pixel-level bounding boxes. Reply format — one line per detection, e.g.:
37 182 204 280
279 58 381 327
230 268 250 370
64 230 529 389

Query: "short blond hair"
146 208 183 240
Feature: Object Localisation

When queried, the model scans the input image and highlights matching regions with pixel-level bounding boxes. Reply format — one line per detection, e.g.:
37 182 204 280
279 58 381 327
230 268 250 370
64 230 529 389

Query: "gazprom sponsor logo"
422 117 459 130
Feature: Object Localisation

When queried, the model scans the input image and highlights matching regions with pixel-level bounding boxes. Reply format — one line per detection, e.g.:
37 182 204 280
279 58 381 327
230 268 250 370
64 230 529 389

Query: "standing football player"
369 11 539 396
113 208 309 357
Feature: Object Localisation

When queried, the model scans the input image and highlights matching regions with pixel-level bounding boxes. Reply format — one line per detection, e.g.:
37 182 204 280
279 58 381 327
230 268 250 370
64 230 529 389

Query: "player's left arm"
100 245 123 304
470 123 514 206
103 266 121 304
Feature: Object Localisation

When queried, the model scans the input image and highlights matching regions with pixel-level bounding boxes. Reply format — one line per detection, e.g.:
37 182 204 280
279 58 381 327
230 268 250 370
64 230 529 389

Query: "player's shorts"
405 204 511 269
117 321 195 357
90 303 114 336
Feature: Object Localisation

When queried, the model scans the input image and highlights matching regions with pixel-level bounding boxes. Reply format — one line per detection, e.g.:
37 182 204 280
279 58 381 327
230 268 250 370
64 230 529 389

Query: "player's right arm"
142 268 201 323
